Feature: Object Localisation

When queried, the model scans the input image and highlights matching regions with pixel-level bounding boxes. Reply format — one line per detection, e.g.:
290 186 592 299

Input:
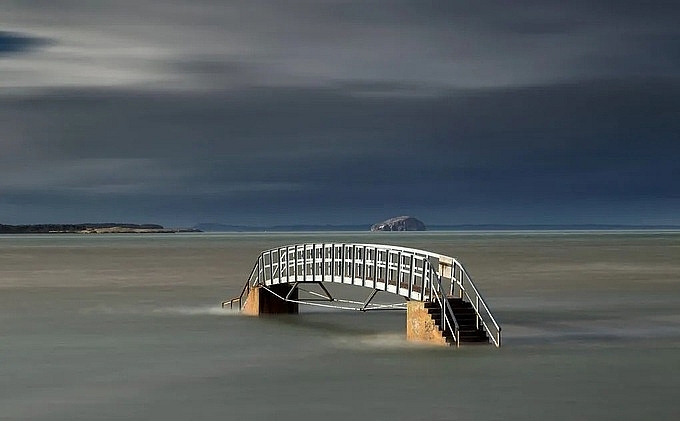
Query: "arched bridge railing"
224 243 501 347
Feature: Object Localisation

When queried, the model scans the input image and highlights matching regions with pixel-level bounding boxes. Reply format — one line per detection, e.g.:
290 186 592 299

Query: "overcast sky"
1 1 678 226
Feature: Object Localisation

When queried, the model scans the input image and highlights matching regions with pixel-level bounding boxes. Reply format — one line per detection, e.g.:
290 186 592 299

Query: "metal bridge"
223 243 501 347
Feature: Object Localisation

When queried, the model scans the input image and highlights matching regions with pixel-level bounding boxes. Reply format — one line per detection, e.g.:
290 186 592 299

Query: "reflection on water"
1 232 679 420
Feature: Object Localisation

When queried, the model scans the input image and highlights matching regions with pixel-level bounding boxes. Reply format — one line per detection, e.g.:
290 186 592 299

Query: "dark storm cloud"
1 76 678 224
0 0 679 225
0 31 47 56
3 0 679 90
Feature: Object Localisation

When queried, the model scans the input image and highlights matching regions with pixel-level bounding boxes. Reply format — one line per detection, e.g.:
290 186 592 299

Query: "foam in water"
81 304 239 316
330 333 438 350
151 305 240 316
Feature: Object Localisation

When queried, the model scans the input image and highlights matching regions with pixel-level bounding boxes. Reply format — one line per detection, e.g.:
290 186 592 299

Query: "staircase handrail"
425 259 461 345
221 259 259 309
452 260 501 347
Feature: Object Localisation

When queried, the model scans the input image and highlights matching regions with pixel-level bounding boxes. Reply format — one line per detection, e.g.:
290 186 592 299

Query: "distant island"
0 223 201 234
371 216 426 231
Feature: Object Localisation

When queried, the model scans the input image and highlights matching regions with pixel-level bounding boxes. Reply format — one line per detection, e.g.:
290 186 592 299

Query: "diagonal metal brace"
285 282 300 300
360 289 379 312
316 282 334 301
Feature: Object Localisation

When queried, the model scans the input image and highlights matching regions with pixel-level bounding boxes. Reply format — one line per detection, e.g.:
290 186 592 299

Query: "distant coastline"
3 222 678 234
192 223 680 232
0 223 201 234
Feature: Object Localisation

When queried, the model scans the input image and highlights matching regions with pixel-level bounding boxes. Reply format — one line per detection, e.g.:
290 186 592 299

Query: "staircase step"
447 297 469 304
460 336 488 342
459 328 485 334
448 299 474 309
425 300 490 346
456 317 477 326
460 333 488 338
444 332 489 345
434 318 484 332
450 304 474 311
458 328 481 334
460 331 488 338
456 316 477 325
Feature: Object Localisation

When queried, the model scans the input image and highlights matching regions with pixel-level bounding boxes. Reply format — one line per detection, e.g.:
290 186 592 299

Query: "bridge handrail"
224 242 500 347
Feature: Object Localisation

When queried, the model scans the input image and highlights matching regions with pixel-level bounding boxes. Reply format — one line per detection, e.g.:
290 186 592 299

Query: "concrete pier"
406 301 449 346
242 284 299 316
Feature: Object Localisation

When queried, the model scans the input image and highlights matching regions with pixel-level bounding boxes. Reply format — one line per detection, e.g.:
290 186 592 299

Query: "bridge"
223 243 501 347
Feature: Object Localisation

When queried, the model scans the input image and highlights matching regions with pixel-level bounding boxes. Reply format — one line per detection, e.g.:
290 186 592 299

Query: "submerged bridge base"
406 301 450 346
242 285 299 316
241 286 455 346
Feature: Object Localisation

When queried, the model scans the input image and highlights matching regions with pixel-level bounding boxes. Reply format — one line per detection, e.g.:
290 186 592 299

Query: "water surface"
1 232 679 420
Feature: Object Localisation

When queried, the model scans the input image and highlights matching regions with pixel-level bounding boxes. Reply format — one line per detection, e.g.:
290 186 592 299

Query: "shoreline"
0 224 201 234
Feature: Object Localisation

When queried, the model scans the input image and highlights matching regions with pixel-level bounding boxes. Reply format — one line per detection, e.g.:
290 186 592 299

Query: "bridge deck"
224 243 501 347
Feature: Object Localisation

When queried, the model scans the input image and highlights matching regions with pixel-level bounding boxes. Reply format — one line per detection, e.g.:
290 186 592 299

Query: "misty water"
1 232 679 420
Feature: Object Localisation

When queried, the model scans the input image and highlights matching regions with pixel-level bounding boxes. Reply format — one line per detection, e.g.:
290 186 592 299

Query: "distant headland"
0 223 201 234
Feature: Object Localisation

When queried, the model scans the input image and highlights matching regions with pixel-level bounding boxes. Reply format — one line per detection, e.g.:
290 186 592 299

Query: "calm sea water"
1 232 679 420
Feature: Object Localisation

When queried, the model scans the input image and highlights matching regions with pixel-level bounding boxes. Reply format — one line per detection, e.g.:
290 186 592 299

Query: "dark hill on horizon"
0 223 200 234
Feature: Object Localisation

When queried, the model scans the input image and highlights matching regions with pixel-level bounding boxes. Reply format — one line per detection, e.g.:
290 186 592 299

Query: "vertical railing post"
386 249 390 288
419 257 425 300
396 251 402 291
258 254 264 285
311 244 315 282
437 268 445 330
331 244 336 282
407 254 415 299
303 245 306 281
449 263 454 297
286 246 291 283
424 261 429 301
362 246 367 286
342 244 355 285
475 295 480 329
374 247 379 288
294 245 298 282
268 250 274 283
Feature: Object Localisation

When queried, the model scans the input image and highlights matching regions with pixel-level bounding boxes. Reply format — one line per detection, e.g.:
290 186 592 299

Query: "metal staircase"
426 298 490 345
